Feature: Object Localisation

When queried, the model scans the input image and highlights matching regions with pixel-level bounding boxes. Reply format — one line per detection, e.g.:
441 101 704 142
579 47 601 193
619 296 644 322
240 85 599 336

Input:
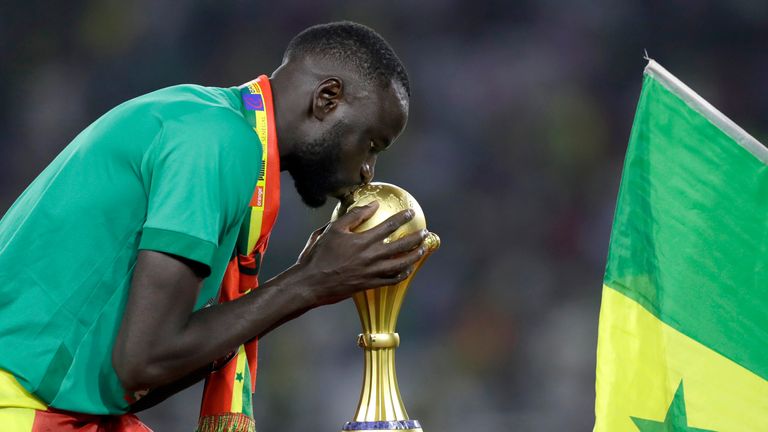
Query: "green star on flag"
631 382 715 431
236 372 244 382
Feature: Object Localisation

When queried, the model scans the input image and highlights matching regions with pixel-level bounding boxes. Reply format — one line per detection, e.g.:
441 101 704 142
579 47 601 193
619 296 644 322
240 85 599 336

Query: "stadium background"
1 1 766 430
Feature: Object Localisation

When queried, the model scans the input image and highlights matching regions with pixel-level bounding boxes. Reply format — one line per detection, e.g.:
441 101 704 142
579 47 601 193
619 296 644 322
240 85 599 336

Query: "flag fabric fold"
594 60 768 431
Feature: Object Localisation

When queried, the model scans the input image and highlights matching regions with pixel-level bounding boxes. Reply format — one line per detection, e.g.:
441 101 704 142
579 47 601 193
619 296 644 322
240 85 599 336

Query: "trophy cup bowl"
331 182 440 432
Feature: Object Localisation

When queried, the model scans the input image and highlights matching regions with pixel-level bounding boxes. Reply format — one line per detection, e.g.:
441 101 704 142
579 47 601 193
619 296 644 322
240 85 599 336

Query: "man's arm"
127 362 213 413
113 202 426 392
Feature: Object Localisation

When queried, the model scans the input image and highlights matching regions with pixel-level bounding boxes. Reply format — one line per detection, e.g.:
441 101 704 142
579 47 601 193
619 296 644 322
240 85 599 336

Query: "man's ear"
312 77 343 120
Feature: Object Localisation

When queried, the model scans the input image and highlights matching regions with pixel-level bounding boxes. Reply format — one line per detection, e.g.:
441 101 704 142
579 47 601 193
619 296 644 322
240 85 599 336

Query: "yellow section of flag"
594 286 768 432
230 345 248 413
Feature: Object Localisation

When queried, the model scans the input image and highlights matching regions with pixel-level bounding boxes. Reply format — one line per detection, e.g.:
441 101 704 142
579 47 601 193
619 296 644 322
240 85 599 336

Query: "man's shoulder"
145 84 233 102
139 86 259 159
128 84 241 118
128 85 253 141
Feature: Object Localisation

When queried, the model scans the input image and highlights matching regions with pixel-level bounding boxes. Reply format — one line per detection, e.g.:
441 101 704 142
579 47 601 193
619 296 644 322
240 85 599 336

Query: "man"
0 21 425 430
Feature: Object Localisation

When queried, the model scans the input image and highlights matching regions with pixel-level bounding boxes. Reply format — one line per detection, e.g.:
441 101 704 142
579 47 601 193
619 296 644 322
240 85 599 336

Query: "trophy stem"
332 183 440 432
357 345 407 421
342 333 423 432
342 268 429 432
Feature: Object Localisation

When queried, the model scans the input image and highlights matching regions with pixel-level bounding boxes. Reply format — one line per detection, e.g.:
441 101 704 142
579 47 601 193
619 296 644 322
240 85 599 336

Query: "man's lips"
332 186 358 205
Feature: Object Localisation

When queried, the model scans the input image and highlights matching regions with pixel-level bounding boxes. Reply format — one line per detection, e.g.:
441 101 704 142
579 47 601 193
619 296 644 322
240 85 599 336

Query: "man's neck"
268 65 299 172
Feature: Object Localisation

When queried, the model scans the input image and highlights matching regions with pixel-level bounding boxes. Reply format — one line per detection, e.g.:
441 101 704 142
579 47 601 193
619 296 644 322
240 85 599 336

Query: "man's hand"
112 201 424 394
293 201 428 306
297 222 330 262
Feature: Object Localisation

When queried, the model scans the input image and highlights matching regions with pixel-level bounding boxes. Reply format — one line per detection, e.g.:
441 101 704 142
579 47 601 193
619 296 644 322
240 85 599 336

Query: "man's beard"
287 122 346 208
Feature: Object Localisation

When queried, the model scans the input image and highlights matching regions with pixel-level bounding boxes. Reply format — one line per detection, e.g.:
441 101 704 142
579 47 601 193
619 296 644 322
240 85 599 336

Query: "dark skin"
112 55 421 408
273 56 409 205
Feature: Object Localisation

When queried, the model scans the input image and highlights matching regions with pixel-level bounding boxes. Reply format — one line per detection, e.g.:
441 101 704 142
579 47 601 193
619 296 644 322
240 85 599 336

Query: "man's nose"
361 159 375 185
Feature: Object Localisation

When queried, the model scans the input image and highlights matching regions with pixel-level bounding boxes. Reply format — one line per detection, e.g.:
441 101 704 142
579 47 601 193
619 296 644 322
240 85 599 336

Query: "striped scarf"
196 76 280 432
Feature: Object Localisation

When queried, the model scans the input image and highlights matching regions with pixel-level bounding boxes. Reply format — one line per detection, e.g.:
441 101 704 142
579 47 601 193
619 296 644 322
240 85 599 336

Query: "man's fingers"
298 222 333 262
311 222 330 241
364 208 415 240
372 229 427 258
304 223 329 247
367 272 412 288
368 247 423 278
366 257 420 287
336 201 380 231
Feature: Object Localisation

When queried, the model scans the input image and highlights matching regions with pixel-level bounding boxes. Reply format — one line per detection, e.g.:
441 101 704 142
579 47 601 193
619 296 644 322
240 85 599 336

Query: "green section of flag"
604 71 768 380
241 363 253 418
631 381 715 432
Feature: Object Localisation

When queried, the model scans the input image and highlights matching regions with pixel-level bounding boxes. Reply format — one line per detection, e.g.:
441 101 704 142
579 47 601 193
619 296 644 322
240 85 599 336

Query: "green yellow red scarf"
196 75 281 432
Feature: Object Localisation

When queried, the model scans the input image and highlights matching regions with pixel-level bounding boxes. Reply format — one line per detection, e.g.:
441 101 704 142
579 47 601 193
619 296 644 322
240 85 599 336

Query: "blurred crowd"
1 1 767 430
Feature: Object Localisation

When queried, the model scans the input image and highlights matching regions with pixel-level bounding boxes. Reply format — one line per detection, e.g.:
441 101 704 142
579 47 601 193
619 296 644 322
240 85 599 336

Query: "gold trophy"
331 182 440 432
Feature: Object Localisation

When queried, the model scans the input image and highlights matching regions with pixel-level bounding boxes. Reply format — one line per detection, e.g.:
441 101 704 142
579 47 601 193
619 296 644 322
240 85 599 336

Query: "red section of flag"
32 408 152 432
255 186 264 207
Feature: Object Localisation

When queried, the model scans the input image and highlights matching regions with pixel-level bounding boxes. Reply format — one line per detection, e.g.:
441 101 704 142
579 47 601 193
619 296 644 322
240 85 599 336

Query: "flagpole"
644 59 768 164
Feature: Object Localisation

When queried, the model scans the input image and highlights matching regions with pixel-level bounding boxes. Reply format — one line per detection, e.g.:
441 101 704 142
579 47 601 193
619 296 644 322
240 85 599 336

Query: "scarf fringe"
196 412 256 432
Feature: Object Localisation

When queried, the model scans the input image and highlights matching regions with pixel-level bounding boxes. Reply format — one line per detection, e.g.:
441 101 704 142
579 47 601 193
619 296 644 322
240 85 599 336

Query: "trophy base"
342 420 423 432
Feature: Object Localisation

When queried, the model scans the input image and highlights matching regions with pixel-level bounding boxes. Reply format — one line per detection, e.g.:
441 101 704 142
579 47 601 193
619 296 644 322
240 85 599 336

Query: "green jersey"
0 84 262 414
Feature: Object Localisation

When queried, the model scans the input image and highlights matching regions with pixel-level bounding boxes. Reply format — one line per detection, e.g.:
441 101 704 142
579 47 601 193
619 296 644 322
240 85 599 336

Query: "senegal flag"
594 60 768 431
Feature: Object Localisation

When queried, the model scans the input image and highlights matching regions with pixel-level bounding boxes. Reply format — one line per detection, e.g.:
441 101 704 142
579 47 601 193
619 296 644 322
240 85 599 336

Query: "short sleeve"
138 110 261 271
